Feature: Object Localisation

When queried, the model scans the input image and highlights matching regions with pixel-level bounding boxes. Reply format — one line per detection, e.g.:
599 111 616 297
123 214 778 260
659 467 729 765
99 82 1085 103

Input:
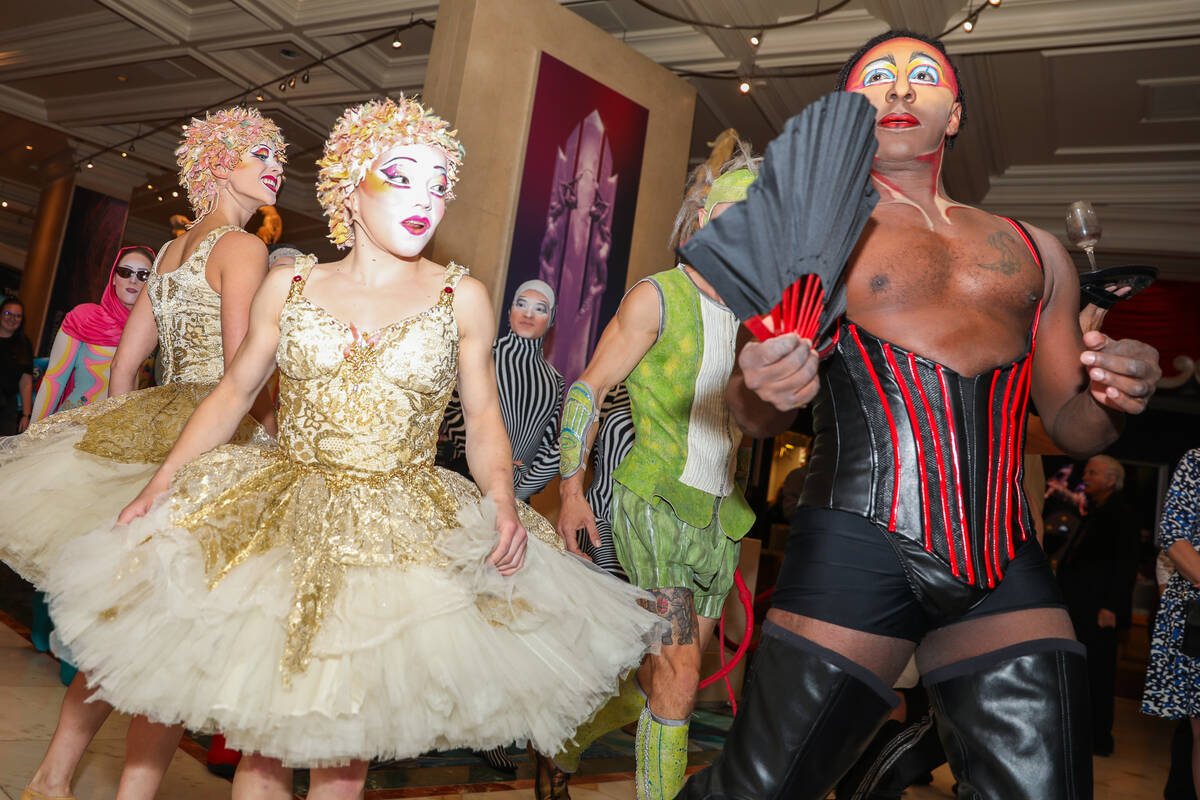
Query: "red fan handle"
745 274 825 343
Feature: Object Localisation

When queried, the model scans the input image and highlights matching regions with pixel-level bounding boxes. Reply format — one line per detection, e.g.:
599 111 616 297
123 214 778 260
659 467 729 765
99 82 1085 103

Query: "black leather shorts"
771 507 1065 642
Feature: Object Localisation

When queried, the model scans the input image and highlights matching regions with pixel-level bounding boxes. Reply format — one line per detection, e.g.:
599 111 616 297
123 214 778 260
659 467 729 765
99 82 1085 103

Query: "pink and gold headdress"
316 96 465 249
174 106 287 228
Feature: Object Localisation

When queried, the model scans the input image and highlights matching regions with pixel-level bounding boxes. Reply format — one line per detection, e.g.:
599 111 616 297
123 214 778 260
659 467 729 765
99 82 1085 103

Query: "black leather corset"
800 319 1039 592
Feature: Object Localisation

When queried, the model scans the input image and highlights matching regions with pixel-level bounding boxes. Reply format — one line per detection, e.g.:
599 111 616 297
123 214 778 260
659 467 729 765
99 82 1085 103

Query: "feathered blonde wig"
316 96 465 249
174 106 287 228
669 139 760 250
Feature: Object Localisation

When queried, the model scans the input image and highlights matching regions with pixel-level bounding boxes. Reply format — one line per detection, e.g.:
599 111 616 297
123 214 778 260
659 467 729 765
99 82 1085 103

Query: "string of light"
71 18 434 177
662 0 1002 93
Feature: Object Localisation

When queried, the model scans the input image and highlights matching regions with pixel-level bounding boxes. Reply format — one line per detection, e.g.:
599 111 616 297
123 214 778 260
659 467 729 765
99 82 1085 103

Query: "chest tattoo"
977 230 1023 276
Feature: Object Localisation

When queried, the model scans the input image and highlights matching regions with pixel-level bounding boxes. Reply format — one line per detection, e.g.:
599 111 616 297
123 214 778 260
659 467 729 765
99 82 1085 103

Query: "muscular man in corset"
681 29 1160 800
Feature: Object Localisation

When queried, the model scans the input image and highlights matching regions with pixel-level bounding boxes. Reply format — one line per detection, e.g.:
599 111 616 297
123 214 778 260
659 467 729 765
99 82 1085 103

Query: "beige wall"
423 0 696 316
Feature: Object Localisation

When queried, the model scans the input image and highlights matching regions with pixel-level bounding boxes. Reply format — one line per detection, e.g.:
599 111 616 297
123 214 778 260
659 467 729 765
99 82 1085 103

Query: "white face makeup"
509 289 551 339
351 143 448 259
227 142 284 207
112 251 152 310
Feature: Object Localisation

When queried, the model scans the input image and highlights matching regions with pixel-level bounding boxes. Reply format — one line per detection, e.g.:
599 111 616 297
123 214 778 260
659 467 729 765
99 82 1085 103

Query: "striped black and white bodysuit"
442 330 565 501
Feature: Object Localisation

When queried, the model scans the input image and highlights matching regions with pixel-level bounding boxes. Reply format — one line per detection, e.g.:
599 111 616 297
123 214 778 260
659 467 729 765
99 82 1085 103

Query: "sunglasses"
114 266 151 282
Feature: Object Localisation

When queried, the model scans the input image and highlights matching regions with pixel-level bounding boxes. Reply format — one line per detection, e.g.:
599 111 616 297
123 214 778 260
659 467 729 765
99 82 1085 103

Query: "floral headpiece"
316 96 465 249
174 106 287 228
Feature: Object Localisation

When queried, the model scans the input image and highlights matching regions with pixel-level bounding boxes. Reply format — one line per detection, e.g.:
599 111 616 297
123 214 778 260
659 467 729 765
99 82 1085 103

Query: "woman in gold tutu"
9 106 286 800
44 97 662 800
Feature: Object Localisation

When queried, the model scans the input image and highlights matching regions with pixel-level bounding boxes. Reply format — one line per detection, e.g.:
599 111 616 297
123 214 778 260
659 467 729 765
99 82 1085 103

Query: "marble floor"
0 608 1179 799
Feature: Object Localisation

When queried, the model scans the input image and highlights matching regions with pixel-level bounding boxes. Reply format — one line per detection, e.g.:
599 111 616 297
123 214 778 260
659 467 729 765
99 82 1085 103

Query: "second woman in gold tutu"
11 106 286 800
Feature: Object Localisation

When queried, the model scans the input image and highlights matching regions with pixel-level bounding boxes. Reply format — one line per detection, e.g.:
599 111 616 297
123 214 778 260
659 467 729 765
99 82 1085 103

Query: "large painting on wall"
504 52 649 387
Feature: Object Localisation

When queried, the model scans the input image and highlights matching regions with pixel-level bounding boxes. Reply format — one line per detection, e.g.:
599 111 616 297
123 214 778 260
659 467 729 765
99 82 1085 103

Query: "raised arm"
454 276 527 575
31 329 78 421
117 267 290 523
1026 225 1160 459
556 280 659 552
109 287 159 397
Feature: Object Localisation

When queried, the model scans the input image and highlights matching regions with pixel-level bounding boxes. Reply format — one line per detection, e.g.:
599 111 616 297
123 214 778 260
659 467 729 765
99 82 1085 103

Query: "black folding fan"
679 91 879 346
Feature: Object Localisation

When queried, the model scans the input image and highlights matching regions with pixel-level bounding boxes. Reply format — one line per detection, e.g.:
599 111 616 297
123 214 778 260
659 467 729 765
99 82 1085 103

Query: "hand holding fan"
679 91 879 346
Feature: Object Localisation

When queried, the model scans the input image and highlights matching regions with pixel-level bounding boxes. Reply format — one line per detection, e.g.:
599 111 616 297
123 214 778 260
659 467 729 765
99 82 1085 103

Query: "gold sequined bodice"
147 226 239 385
276 256 465 476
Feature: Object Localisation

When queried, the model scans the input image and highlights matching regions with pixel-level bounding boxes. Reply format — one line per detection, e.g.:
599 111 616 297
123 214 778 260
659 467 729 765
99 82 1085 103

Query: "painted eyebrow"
908 54 942 67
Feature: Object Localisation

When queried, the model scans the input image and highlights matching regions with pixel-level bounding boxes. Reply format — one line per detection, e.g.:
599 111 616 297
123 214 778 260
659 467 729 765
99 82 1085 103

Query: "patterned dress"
43 257 662 767
1143 448 1200 718
0 226 257 586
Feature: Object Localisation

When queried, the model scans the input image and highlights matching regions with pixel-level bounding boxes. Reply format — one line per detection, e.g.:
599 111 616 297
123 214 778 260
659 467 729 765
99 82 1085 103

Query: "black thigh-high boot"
678 621 899 800
924 638 1092 799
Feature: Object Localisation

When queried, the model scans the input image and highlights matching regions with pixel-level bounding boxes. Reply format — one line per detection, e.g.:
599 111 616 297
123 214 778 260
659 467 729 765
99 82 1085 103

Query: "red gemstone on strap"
443 287 453 293
292 275 302 282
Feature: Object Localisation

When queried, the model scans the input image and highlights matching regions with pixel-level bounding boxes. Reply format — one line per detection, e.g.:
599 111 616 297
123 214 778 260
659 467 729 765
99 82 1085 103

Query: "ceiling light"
255 93 265 101
86 161 94 169
301 70 310 83
987 0 1001 5
157 195 164 202
121 151 128 158
117 75 127 82
288 75 296 88
24 145 32 151
147 183 153 190
392 31 402 48
279 81 286 91
171 190 179 197
738 80 752 95
749 31 762 47
1 201 7 208
962 19 974 31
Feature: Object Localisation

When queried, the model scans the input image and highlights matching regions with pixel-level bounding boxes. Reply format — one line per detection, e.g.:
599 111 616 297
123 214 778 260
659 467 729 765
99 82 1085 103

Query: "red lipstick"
879 113 919 129
401 216 430 235
261 175 279 192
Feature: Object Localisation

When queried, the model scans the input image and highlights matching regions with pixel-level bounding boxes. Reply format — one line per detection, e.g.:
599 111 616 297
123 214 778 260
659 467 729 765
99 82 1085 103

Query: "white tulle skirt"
45 480 662 767
0 383 256 586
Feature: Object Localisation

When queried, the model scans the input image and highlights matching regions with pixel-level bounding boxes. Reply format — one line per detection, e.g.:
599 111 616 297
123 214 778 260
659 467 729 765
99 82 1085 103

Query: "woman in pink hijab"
30 246 156 417
28 245 155 674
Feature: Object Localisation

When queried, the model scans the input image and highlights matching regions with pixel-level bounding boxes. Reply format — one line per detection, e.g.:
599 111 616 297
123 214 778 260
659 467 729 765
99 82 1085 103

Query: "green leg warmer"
635 707 690 800
554 673 647 772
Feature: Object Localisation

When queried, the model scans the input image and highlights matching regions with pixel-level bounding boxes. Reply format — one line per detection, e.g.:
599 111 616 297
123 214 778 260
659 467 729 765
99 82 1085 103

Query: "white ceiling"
0 0 1196 278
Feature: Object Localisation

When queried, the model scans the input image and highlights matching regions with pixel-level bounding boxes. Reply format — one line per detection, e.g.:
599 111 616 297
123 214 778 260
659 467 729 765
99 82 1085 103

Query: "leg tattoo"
643 588 697 647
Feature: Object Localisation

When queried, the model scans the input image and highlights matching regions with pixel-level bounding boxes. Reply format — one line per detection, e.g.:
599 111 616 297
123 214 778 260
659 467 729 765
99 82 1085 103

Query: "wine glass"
1065 201 1102 271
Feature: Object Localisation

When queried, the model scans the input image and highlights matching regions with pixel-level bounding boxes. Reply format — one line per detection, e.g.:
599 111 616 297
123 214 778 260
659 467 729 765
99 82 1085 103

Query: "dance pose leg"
678 613 911 800
24 673 113 797
917 607 1091 799
307 761 369 800
114 718 183 800
231 754 292 800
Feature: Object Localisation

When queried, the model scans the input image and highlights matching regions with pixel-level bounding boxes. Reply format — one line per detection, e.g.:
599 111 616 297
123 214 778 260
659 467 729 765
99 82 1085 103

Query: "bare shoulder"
617 279 661 328
1017 219 1077 296
210 229 268 272
451 272 490 308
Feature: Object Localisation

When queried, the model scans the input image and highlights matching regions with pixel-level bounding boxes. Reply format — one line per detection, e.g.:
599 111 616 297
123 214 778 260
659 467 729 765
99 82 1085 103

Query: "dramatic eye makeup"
250 145 272 161
858 59 897 87
514 297 549 315
907 56 944 86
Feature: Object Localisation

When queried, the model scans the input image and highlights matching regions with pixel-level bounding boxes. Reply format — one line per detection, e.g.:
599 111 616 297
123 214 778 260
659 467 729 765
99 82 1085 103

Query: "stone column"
20 172 75 347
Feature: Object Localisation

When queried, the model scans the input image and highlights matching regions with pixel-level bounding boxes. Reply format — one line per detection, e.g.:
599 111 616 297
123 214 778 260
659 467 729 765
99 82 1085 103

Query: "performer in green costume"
548 153 758 800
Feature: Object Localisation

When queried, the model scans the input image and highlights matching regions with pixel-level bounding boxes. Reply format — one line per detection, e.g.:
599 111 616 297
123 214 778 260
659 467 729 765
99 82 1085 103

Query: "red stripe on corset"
819 324 842 358
1012 303 1042 543
849 325 902 532
992 368 1018 581
936 365 976 585
909 354 959 578
983 370 1001 588
1006 358 1034 557
884 344 932 551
